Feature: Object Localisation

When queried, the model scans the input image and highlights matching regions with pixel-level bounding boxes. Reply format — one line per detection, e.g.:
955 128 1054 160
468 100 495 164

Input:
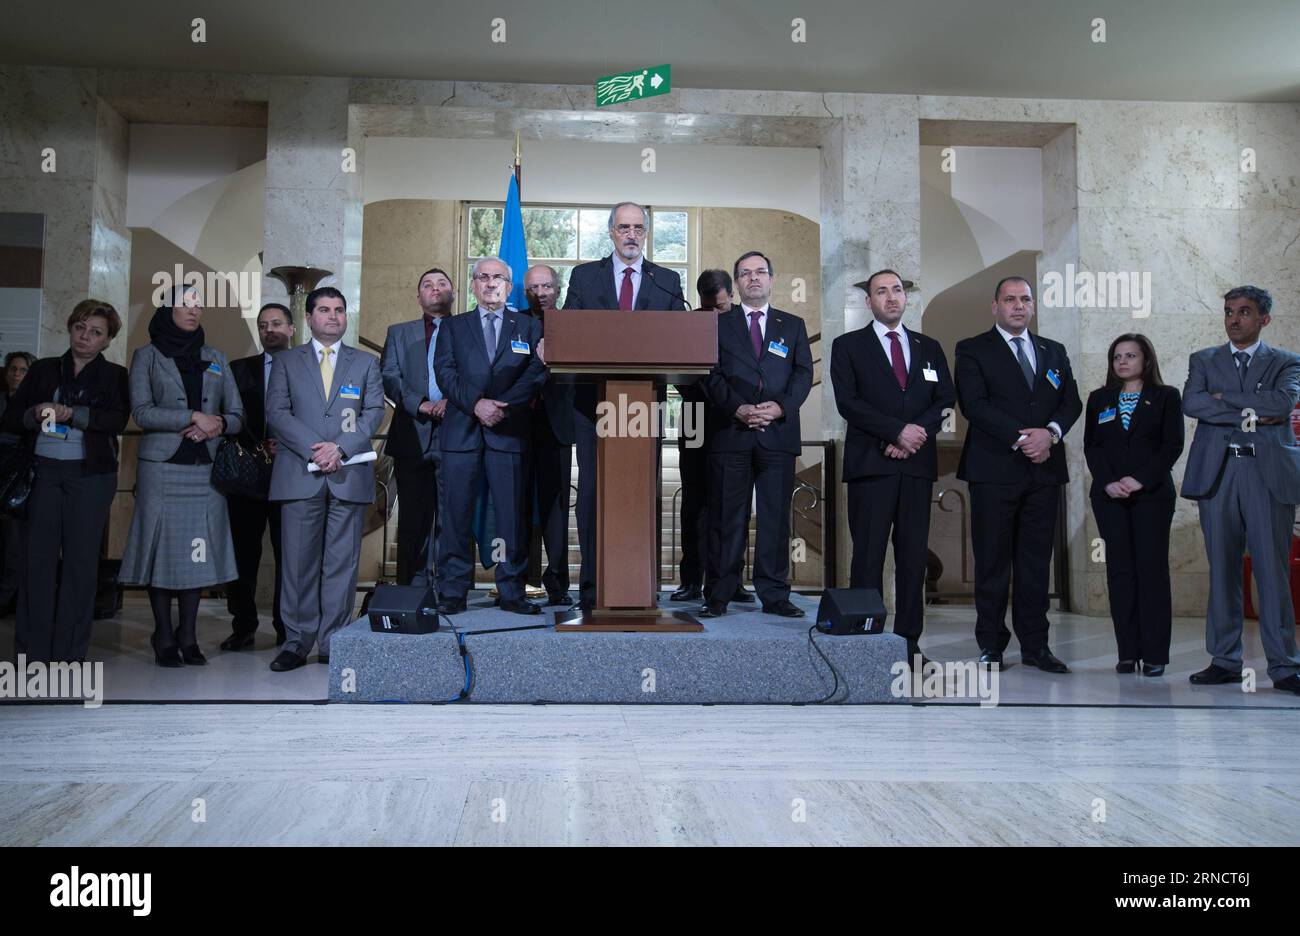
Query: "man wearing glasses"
563 202 687 611
432 257 547 615
698 251 813 618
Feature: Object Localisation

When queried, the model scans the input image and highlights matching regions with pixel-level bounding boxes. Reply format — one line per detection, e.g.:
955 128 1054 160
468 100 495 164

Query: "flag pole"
514 130 522 195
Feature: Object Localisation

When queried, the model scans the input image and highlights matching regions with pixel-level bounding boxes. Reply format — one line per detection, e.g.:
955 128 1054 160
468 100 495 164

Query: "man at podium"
563 201 687 611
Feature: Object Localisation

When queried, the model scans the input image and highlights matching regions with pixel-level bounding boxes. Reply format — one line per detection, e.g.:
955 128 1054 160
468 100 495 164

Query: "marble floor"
1 596 1297 844
1 594 1296 708
0 704 1296 845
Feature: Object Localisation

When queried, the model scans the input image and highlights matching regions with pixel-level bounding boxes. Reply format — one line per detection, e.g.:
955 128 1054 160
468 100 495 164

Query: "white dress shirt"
740 303 769 341
613 255 644 308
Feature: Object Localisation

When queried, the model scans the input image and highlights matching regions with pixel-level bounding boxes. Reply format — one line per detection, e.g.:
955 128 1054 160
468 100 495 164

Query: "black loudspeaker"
367 584 440 634
815 588 887 635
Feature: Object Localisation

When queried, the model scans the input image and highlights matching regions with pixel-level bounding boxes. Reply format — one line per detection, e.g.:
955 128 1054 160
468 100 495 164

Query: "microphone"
642 267 690 310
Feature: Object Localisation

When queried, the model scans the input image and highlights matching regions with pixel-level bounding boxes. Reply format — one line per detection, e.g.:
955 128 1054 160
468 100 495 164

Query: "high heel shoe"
1115 660 1136 674
179 644 207 666
1142 663 1165 677
151 635 183 668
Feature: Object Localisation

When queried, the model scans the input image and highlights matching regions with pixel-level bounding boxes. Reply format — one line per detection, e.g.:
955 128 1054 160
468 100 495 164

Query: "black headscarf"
149 303 211 464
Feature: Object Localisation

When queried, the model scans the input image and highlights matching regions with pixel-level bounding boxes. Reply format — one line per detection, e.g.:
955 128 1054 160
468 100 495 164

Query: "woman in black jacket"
3 300 130 662
1084 333 1184 676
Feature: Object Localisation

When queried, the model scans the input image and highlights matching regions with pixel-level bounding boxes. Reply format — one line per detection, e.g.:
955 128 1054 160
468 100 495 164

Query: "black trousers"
530 436 572 596
1091 493 1175 664
392 455 440 586
17 459 116 662
438 448 529 602
707 447 794 606
969 478 1060 655
847 474 933 644
225 493 284 638
677 434 711 589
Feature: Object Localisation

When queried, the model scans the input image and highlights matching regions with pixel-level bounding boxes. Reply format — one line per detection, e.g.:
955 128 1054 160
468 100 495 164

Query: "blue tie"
426 321 442 402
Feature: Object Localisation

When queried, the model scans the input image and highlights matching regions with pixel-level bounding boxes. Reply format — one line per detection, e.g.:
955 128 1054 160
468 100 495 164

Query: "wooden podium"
544 310 717 631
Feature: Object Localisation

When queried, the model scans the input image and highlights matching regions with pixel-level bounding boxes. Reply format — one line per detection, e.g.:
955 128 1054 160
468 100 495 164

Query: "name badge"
206 361 222 375
1045 368 1061 389
768 340 788 359
43 423 70 439
511 339 530 355
1098 407 1116 424
339 385 362 399
923 365 938 382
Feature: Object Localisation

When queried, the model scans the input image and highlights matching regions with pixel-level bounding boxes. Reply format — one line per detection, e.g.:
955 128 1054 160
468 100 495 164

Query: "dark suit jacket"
4 351 130 475
230 352 271 448
955 327 1082 485
563 255 688 313
380 318 441 460
831 324 955 482
433 307 547 454
1083 384 1184 500
524 305 575 446
702 307 813 457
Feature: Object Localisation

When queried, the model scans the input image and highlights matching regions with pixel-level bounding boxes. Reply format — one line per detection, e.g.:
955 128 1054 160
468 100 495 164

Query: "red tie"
619 268 634 310
888 331 907 389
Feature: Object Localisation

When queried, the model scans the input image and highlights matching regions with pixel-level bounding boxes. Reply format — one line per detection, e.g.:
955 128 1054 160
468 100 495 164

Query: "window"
463 202 691 310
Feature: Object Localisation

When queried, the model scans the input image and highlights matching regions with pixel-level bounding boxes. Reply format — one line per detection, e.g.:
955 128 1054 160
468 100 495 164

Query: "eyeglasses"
473 273 509 284
613 224 647 236
737 269 771 279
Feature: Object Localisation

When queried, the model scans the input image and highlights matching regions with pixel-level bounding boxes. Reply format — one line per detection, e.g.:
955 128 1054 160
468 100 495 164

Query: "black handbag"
211 438 273 499
0 446 35 518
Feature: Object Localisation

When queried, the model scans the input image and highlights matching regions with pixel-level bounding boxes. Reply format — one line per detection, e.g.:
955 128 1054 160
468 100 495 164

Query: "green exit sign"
595 65 671 107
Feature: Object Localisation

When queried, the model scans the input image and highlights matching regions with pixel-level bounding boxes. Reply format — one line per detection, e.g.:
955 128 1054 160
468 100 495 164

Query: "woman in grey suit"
120 290 244 666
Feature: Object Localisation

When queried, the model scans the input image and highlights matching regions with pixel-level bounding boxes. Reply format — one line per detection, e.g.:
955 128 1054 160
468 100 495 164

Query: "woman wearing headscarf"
120 287 244 666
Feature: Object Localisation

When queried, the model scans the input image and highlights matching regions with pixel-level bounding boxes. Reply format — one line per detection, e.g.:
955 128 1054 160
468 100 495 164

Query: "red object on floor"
1242 535 1300 620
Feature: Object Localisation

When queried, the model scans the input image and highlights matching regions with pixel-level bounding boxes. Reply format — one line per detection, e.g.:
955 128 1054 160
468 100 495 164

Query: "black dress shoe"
1271 674 1300 695
1115 660 1136 674
437 597 467 615
732 589 756 604
670 585 702 602
905 643 934 672
545 591 573 606
220 632 256 651
1021 649 1070 673
151 635 183 668
1189 663 1243 685
316 654 330 665
269 650 306 672
500 599 542 615
762 599 805 618
697 601 727 618
978 650 1003 668
1142 663 1165 677
179 644 207 666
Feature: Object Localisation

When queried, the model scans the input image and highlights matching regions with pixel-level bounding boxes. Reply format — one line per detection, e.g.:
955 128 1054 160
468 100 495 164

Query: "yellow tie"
320 345 334 396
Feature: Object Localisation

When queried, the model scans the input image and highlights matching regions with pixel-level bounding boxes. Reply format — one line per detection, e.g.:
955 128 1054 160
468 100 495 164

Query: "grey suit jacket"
1181 341 1300 505
266 342 385 503
129 343 244 463
380 318 438 459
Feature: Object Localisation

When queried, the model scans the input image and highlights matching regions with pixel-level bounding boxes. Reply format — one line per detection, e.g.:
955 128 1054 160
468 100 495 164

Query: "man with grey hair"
563 202 687 610
1182 284 1300 695
432 256 547 615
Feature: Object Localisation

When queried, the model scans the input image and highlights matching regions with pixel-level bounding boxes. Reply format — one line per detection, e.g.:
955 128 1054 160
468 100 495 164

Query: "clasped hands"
736 401 783 431
474 398 508 427
418 399 448 420
1104 476 1145 499
1013 427 1053 464
34 402 73 425
310 440 343 473
884 423 927 460
180 410 223 444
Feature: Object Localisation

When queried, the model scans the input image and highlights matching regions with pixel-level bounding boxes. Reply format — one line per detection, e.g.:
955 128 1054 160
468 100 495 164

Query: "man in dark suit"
955 275 1082 672
563 201 687 610
672 269 757 604
830 270 955 666
699 251 813 618
380 268 453 587
522 264 576 605
221 302 294 651
1181 286 1300 695
433 257 547 615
